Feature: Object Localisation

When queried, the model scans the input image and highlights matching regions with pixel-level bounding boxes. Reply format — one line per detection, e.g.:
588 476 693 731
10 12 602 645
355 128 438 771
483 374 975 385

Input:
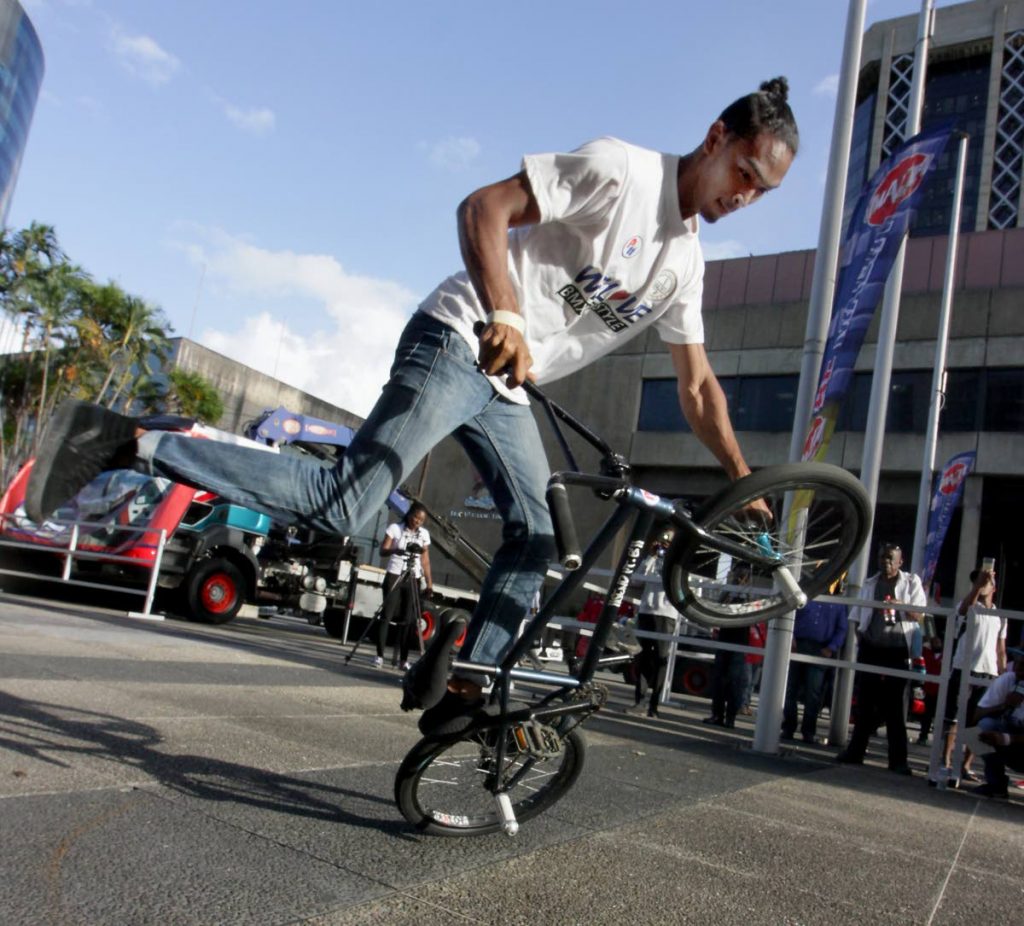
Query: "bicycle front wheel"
663 463 870 628
395 721 587 837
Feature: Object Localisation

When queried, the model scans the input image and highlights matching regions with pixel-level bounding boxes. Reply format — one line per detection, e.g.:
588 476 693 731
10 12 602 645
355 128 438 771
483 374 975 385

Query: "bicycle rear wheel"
663 463 870 628
395 717 586 837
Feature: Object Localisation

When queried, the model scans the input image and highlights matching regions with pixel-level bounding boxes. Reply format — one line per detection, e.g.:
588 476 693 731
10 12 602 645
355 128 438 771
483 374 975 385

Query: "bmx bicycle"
394 379 871 837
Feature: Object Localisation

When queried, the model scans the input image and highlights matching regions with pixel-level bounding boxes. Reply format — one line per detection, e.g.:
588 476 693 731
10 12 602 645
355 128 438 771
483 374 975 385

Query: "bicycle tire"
395 717 586 837
663 462 870 628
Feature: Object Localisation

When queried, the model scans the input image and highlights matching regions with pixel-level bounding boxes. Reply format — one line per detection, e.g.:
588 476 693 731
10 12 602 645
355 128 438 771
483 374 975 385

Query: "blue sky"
10 0 957 416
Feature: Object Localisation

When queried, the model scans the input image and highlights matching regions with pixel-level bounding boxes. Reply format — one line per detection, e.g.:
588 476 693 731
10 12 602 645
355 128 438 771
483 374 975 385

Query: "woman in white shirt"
376 503 433 669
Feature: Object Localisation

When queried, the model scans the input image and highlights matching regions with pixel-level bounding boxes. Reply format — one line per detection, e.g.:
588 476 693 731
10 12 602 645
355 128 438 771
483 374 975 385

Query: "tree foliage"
0 223 223 487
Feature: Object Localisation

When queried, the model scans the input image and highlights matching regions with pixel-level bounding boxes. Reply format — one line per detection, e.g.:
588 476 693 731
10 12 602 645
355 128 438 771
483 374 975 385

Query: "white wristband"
487 310 525 334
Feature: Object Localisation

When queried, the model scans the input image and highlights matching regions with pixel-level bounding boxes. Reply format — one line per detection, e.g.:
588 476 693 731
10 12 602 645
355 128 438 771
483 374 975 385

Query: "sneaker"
834 750 863 765
25 400 139 524
417 690 485 735
400 661 411 671
372 656 384 668
701 715 725 726
890 764 913 777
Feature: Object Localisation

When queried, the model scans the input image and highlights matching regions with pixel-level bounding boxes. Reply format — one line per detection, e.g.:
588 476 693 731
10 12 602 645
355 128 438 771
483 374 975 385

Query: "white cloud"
177 227 418 416
814 74 840 98
221 101 276 136
110 28 180 86
420 136 481 171
701 239 749 261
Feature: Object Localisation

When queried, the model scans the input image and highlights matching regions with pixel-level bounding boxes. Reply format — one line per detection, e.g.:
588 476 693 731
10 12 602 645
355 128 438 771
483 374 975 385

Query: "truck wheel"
322 608 347 640
437 607 469 648
418 609 436 642
186 558 244 624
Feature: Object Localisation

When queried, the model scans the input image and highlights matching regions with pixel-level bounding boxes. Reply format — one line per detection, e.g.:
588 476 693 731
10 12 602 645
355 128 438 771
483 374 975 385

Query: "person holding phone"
941 562 1006 784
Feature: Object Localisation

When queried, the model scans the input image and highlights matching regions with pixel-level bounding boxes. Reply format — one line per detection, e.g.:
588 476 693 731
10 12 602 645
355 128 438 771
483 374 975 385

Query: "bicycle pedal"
510 721 562 758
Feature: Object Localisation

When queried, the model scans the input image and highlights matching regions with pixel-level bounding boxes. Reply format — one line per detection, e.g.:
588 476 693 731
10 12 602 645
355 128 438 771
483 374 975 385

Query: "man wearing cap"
970 646 1024 799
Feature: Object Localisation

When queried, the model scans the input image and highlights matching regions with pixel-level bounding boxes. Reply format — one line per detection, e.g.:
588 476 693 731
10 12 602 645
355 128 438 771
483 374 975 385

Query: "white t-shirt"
419 136 704 403
951 603 1007 676
384 523 430 577
639 553 678 618
977 668 1024 726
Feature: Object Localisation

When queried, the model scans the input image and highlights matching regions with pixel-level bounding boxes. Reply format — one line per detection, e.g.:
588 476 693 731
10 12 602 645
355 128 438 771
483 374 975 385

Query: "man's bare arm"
458 171 540 387
669 342 751 481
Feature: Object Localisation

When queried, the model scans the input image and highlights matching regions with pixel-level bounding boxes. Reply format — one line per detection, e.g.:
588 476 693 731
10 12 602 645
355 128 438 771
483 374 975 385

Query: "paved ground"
0 586 1021 926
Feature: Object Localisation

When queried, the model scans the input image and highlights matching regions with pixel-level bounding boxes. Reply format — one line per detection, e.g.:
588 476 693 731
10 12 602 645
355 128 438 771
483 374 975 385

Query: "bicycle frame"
441 384 808 833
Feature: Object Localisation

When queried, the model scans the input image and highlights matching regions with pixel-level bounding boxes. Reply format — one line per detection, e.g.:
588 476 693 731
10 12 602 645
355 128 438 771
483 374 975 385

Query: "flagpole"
751 0 867 755
910 132 969 580
829 0 935 748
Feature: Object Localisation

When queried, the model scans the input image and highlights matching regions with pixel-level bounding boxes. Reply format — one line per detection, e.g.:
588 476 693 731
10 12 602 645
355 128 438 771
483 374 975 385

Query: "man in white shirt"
970 647 1024 798
26 80 799 730
837 543 926 774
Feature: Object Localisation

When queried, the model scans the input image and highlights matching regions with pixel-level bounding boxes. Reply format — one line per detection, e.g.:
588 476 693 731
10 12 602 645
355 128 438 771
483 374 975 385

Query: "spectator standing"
942 567 1007 784
377 504 433 669
625 533 678 718
782 589 848 744
703 563 753 729
836 543 926 775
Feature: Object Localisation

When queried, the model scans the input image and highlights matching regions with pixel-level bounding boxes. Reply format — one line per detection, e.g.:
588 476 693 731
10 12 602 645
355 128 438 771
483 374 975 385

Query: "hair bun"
760 76 789 103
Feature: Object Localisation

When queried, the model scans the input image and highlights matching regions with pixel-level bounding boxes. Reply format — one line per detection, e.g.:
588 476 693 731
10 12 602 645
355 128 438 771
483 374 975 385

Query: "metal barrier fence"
0 511 168 619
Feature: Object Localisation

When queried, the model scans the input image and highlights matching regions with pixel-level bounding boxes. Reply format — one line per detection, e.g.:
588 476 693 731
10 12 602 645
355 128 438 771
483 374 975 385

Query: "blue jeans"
138 313 555 668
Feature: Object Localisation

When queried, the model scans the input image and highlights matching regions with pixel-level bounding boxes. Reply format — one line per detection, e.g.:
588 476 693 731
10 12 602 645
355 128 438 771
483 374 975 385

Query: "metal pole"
910 133 969 577
62 523 79 582
752 0 867 754
831 0 934 746
141 529 167 616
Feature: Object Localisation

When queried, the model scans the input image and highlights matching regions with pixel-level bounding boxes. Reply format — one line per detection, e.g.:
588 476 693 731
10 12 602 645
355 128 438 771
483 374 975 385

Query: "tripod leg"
344 574 402 664
411 579 426 657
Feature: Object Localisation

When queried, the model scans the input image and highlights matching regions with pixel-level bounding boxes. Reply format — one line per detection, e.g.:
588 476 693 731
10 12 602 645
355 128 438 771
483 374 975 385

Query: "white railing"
0 511 168 618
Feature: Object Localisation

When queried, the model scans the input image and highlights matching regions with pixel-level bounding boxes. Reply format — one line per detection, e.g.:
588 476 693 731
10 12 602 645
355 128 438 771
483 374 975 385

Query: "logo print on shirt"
649 269 677 302
557 265 655 333
622 235 642 258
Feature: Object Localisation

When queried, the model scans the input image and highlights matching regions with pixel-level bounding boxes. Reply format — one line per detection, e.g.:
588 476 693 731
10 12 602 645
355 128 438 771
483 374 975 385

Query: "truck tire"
185 557 245 625
437 607 469 648
322 608 347 640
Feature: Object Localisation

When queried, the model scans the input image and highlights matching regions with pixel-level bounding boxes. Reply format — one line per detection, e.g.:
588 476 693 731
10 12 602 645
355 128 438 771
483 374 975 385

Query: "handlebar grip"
546 481 582 571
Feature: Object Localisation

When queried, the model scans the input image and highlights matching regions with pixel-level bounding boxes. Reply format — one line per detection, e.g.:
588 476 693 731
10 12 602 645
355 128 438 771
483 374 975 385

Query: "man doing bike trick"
27 78 799 729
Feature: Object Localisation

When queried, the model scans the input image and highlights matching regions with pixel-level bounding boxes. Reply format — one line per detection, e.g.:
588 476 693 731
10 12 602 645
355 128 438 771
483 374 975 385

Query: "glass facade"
0 1 42 223
638 367 1024 435
911 53 990 236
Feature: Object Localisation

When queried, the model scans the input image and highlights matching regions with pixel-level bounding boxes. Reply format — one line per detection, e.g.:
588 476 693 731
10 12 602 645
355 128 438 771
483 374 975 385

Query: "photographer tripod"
344 547 427 666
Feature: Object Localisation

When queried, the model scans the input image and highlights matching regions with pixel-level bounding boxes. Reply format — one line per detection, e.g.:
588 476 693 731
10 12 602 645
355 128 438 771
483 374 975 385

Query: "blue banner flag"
800 123 953 462
921 450 976 592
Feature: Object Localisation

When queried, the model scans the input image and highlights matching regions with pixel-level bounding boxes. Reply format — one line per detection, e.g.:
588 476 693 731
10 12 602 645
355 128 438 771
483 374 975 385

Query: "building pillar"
976 4 1008 231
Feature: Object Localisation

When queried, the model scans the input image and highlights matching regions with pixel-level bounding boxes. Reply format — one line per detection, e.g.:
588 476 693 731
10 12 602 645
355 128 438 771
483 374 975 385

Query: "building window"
638 368 1024 434
912 54 989 236
990 30 1024 229
983 369 1024 431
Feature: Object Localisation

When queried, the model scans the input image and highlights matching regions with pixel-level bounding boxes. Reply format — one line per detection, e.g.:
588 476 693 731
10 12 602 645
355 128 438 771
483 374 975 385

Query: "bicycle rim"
664 463 870 627
395 725 586 837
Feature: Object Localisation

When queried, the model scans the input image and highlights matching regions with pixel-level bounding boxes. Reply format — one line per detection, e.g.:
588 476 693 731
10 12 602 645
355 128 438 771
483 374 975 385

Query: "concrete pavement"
0 589 1021 925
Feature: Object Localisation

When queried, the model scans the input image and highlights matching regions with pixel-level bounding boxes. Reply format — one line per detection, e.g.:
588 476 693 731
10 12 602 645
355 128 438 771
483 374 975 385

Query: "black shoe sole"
25 400 137 523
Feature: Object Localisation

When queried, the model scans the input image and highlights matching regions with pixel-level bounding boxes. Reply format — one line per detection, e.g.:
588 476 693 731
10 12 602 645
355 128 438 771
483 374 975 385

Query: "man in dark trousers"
836 543 926 774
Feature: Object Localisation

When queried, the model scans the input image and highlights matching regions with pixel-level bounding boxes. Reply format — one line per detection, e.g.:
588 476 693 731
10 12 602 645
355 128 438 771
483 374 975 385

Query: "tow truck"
0 407 485 641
